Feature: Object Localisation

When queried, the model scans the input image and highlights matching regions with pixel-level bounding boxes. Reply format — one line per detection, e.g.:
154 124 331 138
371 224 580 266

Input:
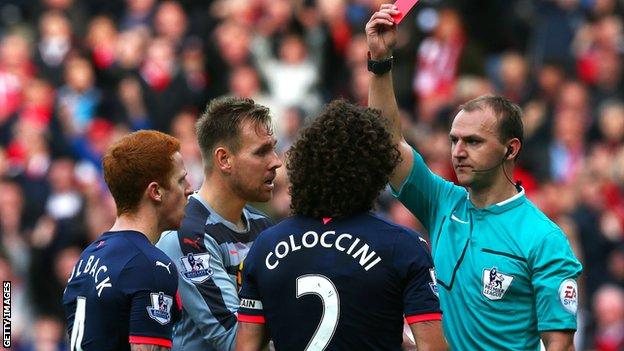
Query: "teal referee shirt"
393 149 582 350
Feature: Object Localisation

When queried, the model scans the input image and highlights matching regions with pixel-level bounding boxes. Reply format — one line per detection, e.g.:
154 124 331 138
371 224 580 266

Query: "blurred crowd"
1 0 624 349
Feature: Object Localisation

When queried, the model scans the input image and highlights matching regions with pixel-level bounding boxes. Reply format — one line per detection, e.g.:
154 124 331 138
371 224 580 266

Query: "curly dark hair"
287 99 401 218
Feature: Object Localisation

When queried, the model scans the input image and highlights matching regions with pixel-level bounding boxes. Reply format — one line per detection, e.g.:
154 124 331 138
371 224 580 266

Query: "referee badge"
482 267 513 300
559 279 578 314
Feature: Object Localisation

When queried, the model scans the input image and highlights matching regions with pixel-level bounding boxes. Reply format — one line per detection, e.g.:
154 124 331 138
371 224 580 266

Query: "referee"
366 4 582 351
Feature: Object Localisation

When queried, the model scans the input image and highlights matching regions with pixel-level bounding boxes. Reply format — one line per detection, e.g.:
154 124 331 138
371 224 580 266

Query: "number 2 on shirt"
296 275 340 351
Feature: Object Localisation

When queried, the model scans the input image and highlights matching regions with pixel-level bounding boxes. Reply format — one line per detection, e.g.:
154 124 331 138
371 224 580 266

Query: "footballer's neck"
109 209 160 244
198 176 247 230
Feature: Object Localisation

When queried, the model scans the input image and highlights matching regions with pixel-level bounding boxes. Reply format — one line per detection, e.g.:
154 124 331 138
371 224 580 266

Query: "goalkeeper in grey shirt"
157 97 282 350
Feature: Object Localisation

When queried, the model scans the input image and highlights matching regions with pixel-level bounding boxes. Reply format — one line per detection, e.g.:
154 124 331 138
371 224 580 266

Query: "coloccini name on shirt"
3 281 10 348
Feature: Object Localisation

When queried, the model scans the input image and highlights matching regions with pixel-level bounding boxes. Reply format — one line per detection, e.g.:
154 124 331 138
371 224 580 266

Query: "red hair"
103 130 180 215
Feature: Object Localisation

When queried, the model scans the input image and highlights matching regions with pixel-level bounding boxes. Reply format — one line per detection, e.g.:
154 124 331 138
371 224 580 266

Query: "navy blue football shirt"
237 212 441 350
63 230 181 350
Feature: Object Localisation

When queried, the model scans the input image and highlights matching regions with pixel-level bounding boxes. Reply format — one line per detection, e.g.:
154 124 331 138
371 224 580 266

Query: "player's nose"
270 151 283 170
184 180 193 197
452 141 468 158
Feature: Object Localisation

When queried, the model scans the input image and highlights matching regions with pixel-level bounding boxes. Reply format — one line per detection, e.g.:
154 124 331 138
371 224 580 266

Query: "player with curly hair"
234 100 447 351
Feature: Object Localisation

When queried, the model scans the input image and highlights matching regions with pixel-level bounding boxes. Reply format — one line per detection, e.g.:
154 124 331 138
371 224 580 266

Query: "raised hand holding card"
392 0 420 24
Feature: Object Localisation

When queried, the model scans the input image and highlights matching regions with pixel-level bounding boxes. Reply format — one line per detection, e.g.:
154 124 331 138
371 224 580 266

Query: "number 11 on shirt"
70 297 86 351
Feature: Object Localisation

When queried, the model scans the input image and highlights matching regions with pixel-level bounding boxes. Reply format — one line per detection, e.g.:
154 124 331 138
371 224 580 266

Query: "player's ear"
147 182 162 202
505 138 521 161
505 146 512 159
214 147 232 173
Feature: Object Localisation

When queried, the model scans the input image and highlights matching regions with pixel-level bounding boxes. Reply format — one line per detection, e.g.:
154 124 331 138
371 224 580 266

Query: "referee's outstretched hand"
365 4 399 60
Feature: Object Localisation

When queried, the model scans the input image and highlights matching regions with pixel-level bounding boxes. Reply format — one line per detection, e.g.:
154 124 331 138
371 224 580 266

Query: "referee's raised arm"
366 4 415 190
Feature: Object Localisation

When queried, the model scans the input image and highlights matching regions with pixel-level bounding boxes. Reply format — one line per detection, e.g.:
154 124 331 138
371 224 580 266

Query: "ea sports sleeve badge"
558 279 578 314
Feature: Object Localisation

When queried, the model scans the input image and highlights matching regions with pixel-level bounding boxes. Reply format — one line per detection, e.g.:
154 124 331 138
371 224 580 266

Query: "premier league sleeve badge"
146 292 173 325
180 252 214 283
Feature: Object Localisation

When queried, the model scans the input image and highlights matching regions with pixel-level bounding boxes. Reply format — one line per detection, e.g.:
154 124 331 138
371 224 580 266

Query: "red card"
392 0 420 24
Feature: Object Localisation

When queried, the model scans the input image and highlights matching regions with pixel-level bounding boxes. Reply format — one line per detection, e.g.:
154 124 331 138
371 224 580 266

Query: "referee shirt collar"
467 187 526 214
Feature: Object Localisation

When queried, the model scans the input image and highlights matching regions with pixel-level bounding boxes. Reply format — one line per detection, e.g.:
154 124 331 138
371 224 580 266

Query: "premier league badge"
482 267 513 300
146 292 173 325
429 269 439 297
180 252 213 283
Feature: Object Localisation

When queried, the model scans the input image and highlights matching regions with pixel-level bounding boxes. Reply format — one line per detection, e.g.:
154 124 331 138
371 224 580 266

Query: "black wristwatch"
367 53 393 75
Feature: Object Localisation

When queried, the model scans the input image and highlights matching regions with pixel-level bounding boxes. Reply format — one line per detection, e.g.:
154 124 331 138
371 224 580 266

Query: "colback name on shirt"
265 230 382 271
67 254 112 297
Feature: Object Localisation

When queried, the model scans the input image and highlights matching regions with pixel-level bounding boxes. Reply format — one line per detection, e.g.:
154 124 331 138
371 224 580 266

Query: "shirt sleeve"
394 230 442 324
530 230 583 332
391 148 465 241
237 241 265 324
119 254 181 348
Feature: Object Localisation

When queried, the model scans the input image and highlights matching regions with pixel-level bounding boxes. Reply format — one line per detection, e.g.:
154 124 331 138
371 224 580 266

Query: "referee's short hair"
460 95 524 159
